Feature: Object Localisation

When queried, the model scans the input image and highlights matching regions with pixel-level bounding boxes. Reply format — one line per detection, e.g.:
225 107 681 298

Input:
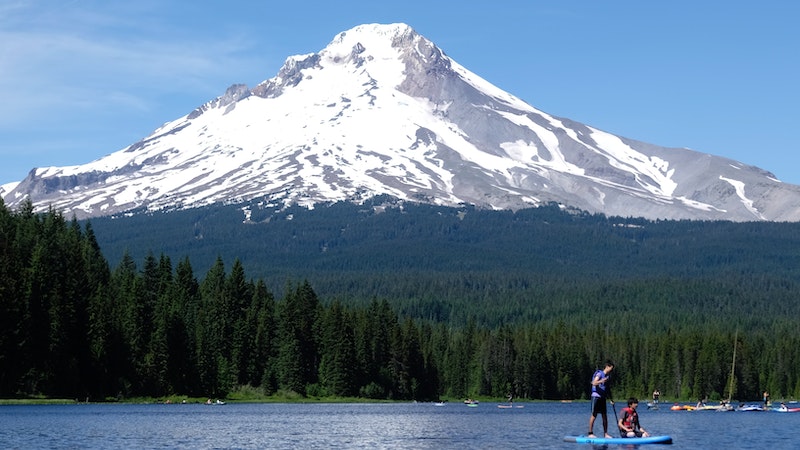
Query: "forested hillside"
91 197 800 282
90 197 800 330
3 198 800 403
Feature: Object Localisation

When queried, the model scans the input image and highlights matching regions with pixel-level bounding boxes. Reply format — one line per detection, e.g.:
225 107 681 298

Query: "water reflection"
1 401 799 449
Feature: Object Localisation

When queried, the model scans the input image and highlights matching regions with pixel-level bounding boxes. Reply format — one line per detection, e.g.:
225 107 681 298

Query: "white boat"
737 405 764 411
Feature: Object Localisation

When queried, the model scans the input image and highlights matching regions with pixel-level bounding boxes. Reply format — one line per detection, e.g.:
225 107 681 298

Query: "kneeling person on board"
618 398 650 438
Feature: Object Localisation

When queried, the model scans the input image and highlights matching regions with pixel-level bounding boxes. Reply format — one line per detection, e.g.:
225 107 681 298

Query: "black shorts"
620 430 644 438
591 396 607 415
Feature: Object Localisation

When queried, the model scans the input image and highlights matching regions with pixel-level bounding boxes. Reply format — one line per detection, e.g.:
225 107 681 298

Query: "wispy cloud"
0 1 264 130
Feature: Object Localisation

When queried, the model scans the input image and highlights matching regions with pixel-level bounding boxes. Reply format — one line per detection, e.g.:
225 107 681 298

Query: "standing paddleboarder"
588 360 615 438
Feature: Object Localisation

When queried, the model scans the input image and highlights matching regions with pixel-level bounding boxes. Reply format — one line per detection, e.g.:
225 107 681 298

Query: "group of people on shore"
588 360 649 439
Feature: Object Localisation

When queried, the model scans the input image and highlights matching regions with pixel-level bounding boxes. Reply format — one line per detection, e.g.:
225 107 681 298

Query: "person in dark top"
618 397 649 438
588 360 615 438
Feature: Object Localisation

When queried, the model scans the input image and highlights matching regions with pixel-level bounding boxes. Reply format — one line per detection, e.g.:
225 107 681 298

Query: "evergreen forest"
3 197 800 403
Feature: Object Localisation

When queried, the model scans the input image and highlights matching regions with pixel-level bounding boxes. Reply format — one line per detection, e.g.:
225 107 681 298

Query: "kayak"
669 404 695 411
564 435 673 445
773 407 800 412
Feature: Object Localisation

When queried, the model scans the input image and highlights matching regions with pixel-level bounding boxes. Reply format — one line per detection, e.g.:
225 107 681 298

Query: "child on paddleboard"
618 397 650 438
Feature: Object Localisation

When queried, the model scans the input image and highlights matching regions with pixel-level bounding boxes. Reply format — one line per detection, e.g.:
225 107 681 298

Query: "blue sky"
2 1 798 185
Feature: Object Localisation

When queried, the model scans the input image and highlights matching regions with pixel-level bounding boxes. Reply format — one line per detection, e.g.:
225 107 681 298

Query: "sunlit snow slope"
4 23 800 221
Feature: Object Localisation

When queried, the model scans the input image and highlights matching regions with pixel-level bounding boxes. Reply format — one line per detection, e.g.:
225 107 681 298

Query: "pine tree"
148 254 174 395
249 279 276 392
171 257 200 395
0 200 25 395
111 251 140 397
276 281 320 395
225 259 251 386
318 300 356 396
197 257 227 396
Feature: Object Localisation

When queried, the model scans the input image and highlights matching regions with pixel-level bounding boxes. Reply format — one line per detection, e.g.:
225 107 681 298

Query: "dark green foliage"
2 199 800 402
317 300 356 397
276 281 320 395
88 199 800 331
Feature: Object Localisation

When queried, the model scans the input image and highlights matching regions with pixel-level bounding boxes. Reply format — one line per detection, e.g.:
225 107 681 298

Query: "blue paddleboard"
564 435 673 445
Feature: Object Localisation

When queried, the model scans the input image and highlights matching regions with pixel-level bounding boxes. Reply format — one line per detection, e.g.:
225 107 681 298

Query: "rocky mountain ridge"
4 23 800 222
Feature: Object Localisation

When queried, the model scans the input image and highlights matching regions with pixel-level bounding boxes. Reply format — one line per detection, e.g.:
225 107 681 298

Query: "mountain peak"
331 22 417 45
246 23 422 103
5 23 800 222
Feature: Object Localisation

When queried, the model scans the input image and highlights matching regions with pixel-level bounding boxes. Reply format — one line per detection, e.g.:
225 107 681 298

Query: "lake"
0 401 797 449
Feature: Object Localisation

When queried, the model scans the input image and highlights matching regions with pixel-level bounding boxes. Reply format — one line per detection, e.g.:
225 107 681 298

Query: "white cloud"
0 1 265 129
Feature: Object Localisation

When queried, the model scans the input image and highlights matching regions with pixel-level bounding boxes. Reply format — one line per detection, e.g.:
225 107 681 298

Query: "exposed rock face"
4 23 800 222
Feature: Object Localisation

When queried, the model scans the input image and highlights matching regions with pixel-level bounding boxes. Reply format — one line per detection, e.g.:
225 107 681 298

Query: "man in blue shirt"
588 360 615 438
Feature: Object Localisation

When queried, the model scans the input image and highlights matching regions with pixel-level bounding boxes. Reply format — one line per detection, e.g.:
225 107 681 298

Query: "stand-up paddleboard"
564 435 673 445
497 404 524 408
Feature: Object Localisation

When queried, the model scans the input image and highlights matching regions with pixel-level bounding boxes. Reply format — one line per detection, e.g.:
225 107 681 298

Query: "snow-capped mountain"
4 23 800 221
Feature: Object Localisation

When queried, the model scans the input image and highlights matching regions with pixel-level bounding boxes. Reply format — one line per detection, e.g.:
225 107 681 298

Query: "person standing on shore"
588 360 615 438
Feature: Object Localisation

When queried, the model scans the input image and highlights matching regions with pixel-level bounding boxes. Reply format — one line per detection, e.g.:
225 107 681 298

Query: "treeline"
3 201 800 402
90 197 800 284
88 198 800 329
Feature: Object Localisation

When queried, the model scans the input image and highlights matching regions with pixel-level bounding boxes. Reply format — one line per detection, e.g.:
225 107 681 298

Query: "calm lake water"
1 401 798 449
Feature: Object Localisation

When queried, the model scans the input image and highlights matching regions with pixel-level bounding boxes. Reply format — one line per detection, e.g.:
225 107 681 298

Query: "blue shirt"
591 369 609 398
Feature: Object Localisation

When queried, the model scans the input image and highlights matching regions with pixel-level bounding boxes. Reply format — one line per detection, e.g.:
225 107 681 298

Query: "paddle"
612 400 619 436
